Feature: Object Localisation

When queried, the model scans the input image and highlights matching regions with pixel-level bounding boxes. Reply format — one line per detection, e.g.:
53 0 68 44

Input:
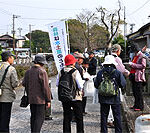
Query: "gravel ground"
9 75 128 133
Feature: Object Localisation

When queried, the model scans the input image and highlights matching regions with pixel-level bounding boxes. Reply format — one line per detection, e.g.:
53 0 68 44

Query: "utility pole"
29 24 34 57
18 27 22 37
87 18 90 51
124 6 127 60
12 14 20 51
130 24 135 33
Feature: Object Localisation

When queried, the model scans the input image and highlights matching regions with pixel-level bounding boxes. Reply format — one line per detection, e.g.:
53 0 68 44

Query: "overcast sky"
0 0 150 36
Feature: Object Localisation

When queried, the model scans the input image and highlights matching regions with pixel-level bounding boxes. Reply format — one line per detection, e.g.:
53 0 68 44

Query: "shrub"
14 65 30 79
14 61 57 79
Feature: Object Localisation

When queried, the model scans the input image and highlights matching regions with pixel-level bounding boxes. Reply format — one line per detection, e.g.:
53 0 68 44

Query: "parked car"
94 50 105 58
17 53 29 59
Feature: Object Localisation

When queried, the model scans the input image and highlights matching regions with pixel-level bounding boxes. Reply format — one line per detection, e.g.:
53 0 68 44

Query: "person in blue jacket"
94 55 126 133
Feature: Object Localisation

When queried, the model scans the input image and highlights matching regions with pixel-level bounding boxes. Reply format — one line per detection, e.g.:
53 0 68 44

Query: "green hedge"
14 62 57 79
14 65 30 79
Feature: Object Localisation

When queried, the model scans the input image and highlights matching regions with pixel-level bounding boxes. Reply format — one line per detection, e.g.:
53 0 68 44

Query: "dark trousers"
30 104 45 133
62 100 84 133
132 81 144 110
82 97 87 113
100 103 122 133
0 102 12 133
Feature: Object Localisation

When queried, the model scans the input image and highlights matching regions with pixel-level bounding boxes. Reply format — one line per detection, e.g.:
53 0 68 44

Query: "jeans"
100 103 122 133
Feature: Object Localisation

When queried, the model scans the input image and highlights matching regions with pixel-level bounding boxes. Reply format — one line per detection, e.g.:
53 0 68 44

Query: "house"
16 36 29 48
0 34 29 50
126 22 150 49
126 22 150 94
0 34 17 49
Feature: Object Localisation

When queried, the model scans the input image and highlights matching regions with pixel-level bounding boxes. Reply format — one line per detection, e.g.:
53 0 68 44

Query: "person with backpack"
107 44 130 127
94 55 126 133
56 54 84 133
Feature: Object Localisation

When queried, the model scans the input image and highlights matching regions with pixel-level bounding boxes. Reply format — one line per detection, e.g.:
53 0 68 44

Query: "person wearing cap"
0 51 19 132
112 44 130 77
22 54 51 133
94 55 126 133
88 52 97 76
128 44 146 111
56 54 84 133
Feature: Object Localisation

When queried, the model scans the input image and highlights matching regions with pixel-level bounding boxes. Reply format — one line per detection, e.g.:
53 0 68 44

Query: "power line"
0 29 7 30
0 8 13 16
18 17 61 21
128 0 150 16
0 1 82 11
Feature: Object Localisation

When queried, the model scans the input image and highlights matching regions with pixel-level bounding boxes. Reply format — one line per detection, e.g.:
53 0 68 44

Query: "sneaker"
107 122 115 128
129 106 135 109
83 112 87 116
45 116 53 120
134 108 142 111
71 117 77 122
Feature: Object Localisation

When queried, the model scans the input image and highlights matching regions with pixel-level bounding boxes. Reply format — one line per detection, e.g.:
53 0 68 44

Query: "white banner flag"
48 21 68 72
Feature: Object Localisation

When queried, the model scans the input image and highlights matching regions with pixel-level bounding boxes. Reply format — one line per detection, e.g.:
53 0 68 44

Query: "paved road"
10 76 127 133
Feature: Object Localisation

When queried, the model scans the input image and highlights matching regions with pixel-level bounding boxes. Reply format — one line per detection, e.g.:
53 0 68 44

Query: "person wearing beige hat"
74 53 85 78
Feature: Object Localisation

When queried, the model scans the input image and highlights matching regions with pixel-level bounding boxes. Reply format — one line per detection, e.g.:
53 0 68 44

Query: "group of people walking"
0 43 147 133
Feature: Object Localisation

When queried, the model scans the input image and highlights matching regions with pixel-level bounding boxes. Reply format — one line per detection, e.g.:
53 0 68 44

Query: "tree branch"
77 15 88 41
96 7 109 31
107 0 121 44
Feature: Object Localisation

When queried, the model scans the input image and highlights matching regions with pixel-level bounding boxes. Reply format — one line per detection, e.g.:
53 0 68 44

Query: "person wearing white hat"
102 55 118 66
107 44 130 127
94 55 126 133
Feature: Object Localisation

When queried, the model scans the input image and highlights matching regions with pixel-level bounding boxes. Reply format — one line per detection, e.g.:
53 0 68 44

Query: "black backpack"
58 68 76 102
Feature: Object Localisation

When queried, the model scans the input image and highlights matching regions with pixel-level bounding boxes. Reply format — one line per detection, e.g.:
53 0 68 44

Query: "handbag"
0 65 10 96
20 90 29 107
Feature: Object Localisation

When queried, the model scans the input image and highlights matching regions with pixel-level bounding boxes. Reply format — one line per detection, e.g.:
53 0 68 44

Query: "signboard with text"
48 21 68 72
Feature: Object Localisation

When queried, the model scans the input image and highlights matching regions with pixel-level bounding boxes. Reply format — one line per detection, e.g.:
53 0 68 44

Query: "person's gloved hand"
128 62 133 65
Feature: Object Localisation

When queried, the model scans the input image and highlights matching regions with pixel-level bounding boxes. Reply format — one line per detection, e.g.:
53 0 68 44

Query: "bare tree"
76 10 96 51
96 0 121 47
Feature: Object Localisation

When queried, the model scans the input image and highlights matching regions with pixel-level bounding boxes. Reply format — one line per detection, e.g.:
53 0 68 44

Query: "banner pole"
66 20 70 54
